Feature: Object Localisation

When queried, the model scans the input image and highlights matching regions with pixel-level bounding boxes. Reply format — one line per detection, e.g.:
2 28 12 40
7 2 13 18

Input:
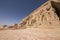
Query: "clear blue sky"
0 0 48 25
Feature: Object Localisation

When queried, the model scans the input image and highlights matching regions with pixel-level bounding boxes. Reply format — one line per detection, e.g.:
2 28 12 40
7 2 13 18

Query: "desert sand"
0 28 60 40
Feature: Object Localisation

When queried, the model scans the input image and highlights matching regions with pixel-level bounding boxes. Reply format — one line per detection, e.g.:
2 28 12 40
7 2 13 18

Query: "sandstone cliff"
18 1 60 29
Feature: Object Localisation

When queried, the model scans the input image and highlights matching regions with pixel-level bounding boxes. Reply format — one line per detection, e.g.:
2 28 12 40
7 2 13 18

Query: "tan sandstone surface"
0 0 60 40
0 28 60 40
18 1 60 29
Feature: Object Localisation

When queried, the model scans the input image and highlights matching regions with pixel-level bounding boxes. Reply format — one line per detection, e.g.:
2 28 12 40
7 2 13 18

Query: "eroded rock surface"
0 0 60 40
18 1 60 29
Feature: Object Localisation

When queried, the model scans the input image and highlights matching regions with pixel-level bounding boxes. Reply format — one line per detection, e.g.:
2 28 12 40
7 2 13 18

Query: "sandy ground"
0 28 60 40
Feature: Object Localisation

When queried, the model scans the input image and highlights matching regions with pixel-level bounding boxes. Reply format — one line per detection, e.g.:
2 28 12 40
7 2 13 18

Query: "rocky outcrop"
0 24 18 30
18 1 60 29
0 0 60 29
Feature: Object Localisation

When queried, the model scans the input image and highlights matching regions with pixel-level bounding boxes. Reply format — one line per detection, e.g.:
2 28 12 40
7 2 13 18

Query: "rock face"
0 0 60 40
18 1 60 29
